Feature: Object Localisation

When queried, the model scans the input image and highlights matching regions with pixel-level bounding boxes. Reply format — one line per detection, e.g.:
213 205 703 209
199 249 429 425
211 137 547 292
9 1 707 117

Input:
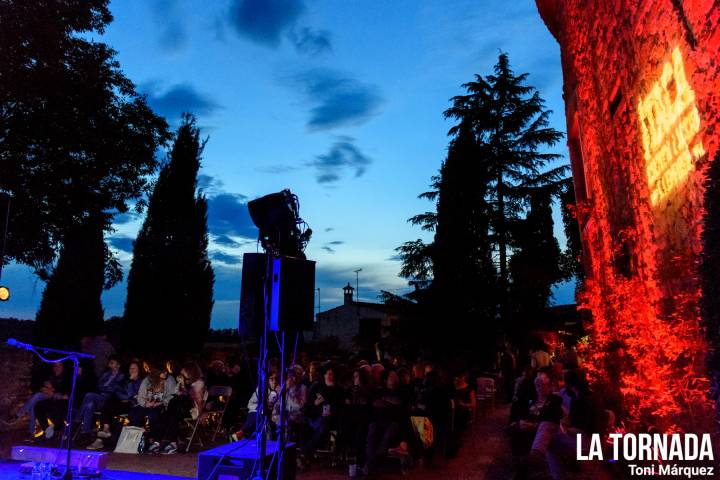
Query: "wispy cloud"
206 192 257 239
113 212 139 225
148 0 187 53
211 251 243 265
108 236 134 254
228 0 305 47
255 164 298 174
292 69 383 130
321 240 344 254
309 136 372 184
198 174 225 195
143 82 221 123
289 27 331 56
212 234 241 248
226 0 332 56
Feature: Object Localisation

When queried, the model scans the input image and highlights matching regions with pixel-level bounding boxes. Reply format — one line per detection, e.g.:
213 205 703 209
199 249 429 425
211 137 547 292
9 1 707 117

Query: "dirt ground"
0 405 514 479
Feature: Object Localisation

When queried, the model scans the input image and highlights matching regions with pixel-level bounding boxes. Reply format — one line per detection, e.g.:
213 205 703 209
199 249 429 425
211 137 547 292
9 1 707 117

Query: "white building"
313 284 400 350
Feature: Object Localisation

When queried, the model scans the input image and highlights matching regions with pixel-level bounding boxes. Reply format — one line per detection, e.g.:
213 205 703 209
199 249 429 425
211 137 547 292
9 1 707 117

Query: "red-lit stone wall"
537 0 720 430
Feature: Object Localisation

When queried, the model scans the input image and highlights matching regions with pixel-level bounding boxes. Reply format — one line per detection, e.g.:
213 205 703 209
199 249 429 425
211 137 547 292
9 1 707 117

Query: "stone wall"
536 0 720 429
0 346 32 418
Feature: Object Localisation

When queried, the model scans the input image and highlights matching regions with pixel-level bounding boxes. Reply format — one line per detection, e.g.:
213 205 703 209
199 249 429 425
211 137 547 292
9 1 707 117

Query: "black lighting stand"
245 189 312 480
6 339 94 480
256 254 291 480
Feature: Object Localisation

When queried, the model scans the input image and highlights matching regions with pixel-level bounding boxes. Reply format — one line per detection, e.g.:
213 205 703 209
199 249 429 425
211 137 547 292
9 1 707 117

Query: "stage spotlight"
247 189 311 257
0 286 9 301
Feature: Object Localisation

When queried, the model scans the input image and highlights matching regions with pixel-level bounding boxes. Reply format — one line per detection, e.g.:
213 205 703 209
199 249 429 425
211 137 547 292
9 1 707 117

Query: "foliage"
0 0 169 274
398 53 567 342
431 122 496 329
123 115 214 354
509 187 563 331
558 180 584 285
395 239 433 289
34 215 106 347
443 53 566 321
701 150 720 405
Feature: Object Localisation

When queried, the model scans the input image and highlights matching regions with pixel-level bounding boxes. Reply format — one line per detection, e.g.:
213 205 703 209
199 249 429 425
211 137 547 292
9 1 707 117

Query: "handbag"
114 426 144 454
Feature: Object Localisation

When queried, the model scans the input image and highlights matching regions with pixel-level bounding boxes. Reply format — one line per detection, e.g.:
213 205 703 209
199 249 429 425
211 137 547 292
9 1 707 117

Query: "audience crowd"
3 334 611 479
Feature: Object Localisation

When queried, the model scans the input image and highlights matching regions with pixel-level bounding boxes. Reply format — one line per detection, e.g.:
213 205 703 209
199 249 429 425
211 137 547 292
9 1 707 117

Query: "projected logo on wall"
638 47 704 209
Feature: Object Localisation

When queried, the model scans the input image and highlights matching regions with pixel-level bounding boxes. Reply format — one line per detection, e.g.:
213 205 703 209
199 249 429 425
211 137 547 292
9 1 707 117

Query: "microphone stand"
7 340 94 480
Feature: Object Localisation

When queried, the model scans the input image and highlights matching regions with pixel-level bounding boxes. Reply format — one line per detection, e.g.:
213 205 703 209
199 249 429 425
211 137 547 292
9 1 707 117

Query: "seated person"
34 360 96 440
364 371 407 474
76 355 126 438
510 366 537 421
206 360 229 388
341 368 371 469
128 362 176 452
508 373 563 456
272 369 307 442
231 371 280 440
8 361 68 440
86 360 144 450
299 366 343 466
453 371 475 430
156 362 206 454
546 370 601 479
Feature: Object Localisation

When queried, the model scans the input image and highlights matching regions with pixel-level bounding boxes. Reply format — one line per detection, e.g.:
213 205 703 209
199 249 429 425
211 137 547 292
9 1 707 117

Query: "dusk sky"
2 0 574 329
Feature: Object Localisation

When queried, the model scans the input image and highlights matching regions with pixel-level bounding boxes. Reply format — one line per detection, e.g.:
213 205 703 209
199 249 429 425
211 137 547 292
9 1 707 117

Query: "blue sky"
0 0 574 328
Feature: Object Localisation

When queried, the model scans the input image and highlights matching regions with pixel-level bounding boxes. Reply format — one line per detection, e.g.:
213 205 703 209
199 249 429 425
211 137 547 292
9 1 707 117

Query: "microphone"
6 338 31 350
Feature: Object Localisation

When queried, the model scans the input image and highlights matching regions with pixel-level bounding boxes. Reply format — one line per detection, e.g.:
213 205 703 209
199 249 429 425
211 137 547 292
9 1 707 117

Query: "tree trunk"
497 171 508 323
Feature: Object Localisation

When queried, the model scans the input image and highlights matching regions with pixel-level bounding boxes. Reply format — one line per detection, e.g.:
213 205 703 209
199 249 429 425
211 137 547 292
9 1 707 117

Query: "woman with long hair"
128 362 176 451
156 361 207 454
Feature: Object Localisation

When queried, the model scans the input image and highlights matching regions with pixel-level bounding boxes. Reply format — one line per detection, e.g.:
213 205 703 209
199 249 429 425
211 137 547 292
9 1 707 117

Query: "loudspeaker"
239 253 315 336
197 441 296 480
239 253 267 337
270 256 315 332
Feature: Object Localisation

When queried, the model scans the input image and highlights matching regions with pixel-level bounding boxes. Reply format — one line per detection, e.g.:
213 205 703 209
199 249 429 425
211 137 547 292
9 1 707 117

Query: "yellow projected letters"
638 47 704 208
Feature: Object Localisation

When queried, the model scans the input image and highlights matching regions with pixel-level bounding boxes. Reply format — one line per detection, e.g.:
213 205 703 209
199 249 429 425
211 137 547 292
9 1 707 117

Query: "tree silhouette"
508 188 563 333
399 54 567 345
559 180 584 288
0 0 169 273
443 53 566 323
34 214 106 347
701 150 720 394
432 123 496 342
123 115 214 354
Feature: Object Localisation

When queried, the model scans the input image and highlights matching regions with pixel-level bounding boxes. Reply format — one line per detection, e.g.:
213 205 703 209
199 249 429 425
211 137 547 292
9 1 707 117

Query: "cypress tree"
508 188 563 333
123 115 214 354
432 123 496 346
34 214 106 348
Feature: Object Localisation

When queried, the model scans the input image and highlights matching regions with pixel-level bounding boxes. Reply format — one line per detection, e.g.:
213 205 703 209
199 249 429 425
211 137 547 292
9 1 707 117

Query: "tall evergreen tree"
123 115 214 354
508 188 563 333
34 214 106 347
432 123 496 335
443 53 566 324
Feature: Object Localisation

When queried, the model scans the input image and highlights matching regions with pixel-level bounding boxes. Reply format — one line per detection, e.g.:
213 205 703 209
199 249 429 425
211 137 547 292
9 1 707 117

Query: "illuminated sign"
638 47 704 208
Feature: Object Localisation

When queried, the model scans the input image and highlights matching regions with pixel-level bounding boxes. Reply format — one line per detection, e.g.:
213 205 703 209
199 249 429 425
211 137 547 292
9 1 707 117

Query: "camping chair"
476 377 496 415
185 385 233 452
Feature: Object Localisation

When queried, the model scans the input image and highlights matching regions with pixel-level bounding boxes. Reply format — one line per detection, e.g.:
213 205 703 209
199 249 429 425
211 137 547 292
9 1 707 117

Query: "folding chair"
185 385 233 452
476 377 496 415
